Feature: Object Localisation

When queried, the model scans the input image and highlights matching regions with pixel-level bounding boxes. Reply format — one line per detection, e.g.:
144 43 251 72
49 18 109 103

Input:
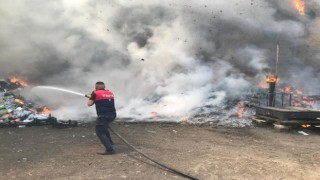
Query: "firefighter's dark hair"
95 81 105 90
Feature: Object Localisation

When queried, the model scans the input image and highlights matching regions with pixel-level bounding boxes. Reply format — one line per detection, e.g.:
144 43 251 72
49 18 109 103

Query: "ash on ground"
190 98 256 128
117 92 259 128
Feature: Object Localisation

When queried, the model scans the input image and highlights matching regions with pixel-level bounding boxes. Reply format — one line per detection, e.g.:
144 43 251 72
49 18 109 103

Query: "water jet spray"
31 86 88 98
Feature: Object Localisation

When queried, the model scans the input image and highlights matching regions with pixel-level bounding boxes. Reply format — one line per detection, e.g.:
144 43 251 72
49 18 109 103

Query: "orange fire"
151 111 158 118
258 76 280 89
40 107 50 115
238 101 244 118
281 86 304 95
284 87 316 108
293 0 305 15
258 81 269 89
9 76 28 87
282 87 292 93
14 98 25 105
295 89 303 95
301 124 311 128
266 76 280 83
301 99 314 106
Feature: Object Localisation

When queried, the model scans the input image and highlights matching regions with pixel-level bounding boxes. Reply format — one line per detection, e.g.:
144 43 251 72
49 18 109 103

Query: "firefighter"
87 81 116 155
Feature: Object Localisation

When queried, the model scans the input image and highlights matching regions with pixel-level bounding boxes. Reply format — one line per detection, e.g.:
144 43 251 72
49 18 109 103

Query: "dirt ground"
1 122 320 180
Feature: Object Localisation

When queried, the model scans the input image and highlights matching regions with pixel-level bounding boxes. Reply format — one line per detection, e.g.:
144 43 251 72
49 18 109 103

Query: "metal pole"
276 44 279 76
269 82 276 107
289 94 292 106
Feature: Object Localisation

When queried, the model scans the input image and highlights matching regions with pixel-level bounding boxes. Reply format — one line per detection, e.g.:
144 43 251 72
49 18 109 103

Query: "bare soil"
1 122 320 180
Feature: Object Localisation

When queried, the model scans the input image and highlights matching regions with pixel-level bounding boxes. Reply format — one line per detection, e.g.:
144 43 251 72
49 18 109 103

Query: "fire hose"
109 127 199 180
30 87 198 179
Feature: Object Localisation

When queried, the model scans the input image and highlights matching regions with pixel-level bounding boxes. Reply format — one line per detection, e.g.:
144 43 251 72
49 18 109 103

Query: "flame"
295 89 303 95
258 81 268 89
281 86 303 95
9 76 28 87
302 99 314 106
258 76 280 89
237 101 244 118
151 111 158 118
266 76 280 83
40 107 50 115
14 98 24 105
300 96 314 106
282 87 292 93
301 124 311 128
293 0 305 15
279 84 317 109
180 116 190 122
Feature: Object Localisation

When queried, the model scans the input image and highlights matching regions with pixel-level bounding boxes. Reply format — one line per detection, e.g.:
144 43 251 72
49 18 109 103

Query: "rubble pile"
0 78 77 128
0 78 51 127
279 86 320 109
189 97 256 127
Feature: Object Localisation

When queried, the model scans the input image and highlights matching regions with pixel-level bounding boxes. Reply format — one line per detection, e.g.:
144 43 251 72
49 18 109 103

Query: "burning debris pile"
0 77 77 128
188 94 258 128
0 0 319 126
257 75 320 109
189 73 320 128
279 86 320 109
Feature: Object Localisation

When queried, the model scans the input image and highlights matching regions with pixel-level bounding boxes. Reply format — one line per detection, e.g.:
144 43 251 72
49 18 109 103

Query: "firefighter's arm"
86 92 95 106
87 100 94 106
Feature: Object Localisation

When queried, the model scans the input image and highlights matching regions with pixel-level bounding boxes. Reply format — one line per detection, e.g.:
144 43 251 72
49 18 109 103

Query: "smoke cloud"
0 0 319 120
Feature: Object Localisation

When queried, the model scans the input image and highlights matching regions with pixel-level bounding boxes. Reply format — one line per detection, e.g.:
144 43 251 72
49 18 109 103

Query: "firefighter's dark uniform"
90 89 116 152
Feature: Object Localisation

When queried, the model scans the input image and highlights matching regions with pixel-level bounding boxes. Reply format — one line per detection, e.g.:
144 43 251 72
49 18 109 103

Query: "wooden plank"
285 106 320 112
256 106 320 113
251 117 267 123
254 115 279 122
279 120 320 125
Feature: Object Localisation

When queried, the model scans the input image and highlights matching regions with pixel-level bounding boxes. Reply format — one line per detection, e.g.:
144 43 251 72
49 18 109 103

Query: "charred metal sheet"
255 106 320 125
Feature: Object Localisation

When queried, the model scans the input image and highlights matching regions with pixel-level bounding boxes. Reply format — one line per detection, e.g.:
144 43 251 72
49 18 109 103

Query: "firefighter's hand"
85 94 92 99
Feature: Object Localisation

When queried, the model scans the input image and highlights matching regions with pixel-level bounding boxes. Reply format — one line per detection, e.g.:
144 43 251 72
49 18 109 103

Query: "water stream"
32 86 85 97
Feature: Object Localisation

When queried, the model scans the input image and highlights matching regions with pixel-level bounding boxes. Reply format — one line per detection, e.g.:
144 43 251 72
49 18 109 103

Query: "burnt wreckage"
0 78 77 128
254 75 320 126
2 74 320 128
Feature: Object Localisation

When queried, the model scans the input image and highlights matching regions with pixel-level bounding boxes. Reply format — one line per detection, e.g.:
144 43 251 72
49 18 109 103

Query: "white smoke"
0 0 319 121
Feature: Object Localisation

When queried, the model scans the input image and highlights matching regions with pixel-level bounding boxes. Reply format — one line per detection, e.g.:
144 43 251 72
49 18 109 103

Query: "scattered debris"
298 131 309 136
147 130 157 134
0 77 77 128
172 130 178 134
